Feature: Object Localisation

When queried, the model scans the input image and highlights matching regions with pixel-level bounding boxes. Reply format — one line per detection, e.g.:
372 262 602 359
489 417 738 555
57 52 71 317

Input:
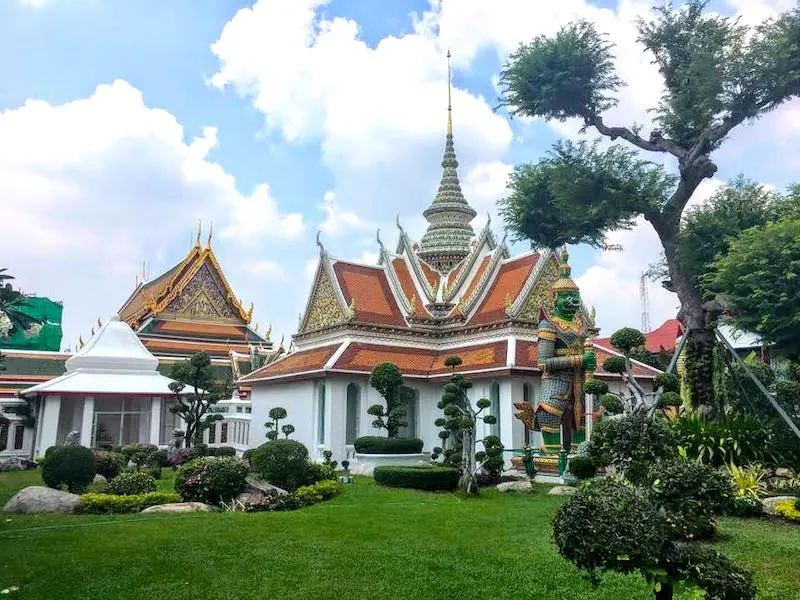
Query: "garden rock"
774 468 793 479
761 495 797 515
501 470 527 480
141 502 215 514
496 480 533 493
350 462 374 477
3 486 80 514
244 476 289 497
0 457 38 472
548 486 578 496
93 474 108 484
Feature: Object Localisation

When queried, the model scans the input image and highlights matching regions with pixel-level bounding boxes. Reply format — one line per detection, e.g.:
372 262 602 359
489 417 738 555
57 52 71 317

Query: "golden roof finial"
446 49 453 136
206 221 213 248
254 323 259 332
97 317 102 328
78 335 84 350
266 323 272 341
195 220 202 247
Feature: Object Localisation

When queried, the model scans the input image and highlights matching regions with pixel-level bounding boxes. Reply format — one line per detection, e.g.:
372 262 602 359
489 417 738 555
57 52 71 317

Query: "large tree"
168 352 232 447
498 1 800 408
0 269 39 339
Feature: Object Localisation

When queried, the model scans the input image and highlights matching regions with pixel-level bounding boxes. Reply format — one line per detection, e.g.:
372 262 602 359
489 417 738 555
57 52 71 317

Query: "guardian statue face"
554 290 580 320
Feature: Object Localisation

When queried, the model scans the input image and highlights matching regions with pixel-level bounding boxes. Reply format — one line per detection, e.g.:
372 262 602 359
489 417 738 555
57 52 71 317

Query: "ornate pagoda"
240 55 661 467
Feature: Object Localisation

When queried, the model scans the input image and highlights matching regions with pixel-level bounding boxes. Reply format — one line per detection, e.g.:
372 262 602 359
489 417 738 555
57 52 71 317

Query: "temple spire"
417 49 477 273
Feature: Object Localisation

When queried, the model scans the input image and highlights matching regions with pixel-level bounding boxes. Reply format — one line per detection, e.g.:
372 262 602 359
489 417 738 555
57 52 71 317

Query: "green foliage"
42 445 96 493
729 494 763 517
107 471 157 496
168 351 231 447
353 436 423 454
119 443 159 466
147 449 169 467
294 479 341 507
478 435 504 479
599 393 624 415
584 378 609 396
726 463 767 500
189 443 208 460
707 219 800 358
662 543 756 600
775 499 800 521
78 491 181 514
553 478 665 579
204 446 236 458
610 327 646 354
499 141 673 250
302 462 336 487
249 439 310 492
601 356 626 374
92 451 125 480
588 412 676 484
373 466 459 492
654 373 681 394
568 456 597 480
265 407 293 440
647 457 734 540
668 412 773 467
368 362 412 438
0 269 40 336
174 456 248 505
499 21 622 121
657 391 682 409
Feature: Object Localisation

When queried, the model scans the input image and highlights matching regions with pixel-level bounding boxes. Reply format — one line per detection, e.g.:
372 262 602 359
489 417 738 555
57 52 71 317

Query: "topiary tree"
587 411 676 485
498 2 800 412
249 439 310 492
431 355 501 496
265 407 294 440
367 362 412 438
168 351 232 447
657 392 682 410
42 445 97 493
584 378 609 397
553 477 755 600
599 393 624 415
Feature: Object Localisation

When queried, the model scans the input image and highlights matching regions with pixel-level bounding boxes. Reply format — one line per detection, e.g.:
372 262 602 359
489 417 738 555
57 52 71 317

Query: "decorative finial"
376 228 382 246
254 323 259 332
266 323 272 341
279 334 285 349
206 221 213 248
78 335 84 349
195 220 202 247
315 230 327 257
446 49 453 135
396 214 403 232
348 298 356 320
97 317 102 328
90 326 95 336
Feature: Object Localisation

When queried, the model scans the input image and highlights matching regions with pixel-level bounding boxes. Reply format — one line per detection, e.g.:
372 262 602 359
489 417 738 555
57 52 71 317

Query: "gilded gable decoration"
163 263 238 322
299 259 348 334
515 253 560 322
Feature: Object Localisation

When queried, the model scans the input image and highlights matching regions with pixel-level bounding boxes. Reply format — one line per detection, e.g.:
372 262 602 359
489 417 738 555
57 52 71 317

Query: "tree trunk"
459 426 479 496
654 582 673 600
652 214 716 413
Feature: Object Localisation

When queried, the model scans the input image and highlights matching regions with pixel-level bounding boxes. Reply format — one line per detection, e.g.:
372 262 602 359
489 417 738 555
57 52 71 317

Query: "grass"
0 473 798 600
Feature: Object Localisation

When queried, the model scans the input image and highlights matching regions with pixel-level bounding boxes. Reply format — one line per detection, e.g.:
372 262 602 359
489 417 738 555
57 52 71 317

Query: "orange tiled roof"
419 260 441 291
332 341 507 377
595 318 684 355
333 261 407 328
461 255 492 303
240 344 341 381
392 258 424 313
153 320 250 338
593 347 660 378
142 338 252 355
471 253 540 325
515 340 539 368
118 263 184 324
446 259 465 289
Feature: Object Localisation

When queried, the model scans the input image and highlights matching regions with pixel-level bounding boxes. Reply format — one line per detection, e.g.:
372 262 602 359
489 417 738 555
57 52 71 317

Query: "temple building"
241 80 660 465
1 232 279 456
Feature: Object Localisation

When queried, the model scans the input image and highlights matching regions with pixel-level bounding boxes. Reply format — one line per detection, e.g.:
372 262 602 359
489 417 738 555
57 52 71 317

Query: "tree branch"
586 115 688 159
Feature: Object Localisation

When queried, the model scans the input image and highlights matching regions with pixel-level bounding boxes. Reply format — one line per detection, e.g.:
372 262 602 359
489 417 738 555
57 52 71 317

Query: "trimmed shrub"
353 436 424 454
730 495 763 517
294 484 323 506
584 378 609 396
311 479 340 500
92 450 126 480
175 456 249 505
249 439 310 492
79 491 181 514
168 448 191 468
189 443 208 460
599 393 624 415
374 466 459 491
147 449 169 468
206 446 237 457
646 458 734 540
568 456 596 480
775 499 800 522
303 462 336 486
657 391 682 409
654 372 680 393
609 327 646 353
242 448 255 462
42 445 97 493
108 471 158 496
601 356 627 374
120 443 158 466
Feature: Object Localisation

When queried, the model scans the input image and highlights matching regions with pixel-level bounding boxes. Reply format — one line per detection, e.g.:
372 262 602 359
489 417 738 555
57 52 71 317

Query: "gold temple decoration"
300 267 347 333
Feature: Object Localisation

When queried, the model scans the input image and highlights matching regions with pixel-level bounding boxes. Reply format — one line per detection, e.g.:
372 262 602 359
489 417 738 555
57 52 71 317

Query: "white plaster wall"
249 380 316 451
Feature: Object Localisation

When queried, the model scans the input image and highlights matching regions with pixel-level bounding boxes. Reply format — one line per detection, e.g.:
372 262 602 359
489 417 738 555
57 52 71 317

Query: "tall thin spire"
417 49 477 273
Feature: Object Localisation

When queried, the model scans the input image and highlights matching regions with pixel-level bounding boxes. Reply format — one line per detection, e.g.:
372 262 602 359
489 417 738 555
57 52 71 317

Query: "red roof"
595 318 683 354
240 344 341 381
333 261 408 328
470 253 540 325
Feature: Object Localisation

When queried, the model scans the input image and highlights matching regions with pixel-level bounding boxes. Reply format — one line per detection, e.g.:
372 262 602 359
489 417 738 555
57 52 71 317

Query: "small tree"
0 269 40 338
431 356 501 496
265 407 294 440
168 352 232 448
367 362 412 438
607 327 651 411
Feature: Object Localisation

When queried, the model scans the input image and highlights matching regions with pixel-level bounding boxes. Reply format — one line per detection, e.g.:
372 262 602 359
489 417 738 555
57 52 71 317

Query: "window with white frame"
317 383 326 445
93 397 151 447
396 386 418 438
345 383 360 445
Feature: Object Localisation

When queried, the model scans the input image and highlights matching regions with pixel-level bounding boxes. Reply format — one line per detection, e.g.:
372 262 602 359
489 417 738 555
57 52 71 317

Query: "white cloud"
0 80 301 347
319 191 372 236
241 259 285 279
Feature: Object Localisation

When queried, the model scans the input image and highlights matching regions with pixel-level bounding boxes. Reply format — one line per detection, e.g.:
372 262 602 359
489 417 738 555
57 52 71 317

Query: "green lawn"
1 473 798 600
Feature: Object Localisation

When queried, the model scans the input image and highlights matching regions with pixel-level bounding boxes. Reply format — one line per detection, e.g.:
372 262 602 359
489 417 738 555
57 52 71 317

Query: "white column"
150 397 162 446
80 396 95 447
327 379 346 462
498 380 515 459
38 395 61 455
584 393 594 442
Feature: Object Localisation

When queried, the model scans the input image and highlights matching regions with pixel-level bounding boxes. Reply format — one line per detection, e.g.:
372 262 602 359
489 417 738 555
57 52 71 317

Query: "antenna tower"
640 271 651 332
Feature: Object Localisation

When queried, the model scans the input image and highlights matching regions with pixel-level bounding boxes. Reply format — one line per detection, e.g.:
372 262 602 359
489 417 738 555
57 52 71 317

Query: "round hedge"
602 356 627 374
599 393 624 415
108 471 158 496
657 391 682 409
42 445 97 493
249 439 310 492
584 378 609 396
568 456 597 480
92 450 126 480
174 456 249 505
609 327 646 353
373 466 459 491
654 372 680 394
353 436 424 454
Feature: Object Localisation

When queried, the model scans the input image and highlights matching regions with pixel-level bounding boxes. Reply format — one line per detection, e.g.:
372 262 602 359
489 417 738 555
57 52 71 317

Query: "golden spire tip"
446 48 453 135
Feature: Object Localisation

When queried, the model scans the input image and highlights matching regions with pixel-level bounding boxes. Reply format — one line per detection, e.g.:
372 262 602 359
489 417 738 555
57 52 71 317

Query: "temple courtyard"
0 471 797 600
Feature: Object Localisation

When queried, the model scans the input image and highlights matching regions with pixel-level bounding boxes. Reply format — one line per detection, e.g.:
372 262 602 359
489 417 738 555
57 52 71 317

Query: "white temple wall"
249 380 316 451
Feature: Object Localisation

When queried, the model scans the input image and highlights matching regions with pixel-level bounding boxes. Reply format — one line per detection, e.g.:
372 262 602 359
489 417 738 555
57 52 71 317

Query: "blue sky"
1 0 798 349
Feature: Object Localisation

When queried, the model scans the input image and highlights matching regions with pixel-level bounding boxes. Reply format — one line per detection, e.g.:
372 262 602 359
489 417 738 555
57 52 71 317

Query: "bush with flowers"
174 456 248 505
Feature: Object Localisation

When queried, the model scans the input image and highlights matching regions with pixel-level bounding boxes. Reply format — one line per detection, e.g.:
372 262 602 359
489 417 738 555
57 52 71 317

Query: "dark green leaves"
610 327 646 354
499 21 621 121
500 140 674 249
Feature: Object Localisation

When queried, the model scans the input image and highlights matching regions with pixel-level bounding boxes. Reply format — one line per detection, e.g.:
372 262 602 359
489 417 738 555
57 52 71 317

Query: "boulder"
349 462 374 477
761 495 797 516
244 476 289 497
141 502 215 514
774 468 794 479
93 474 108 484
501 470 528 481
3 486 80 514
548 486 578 496
496 480 533 493
0 456 38 472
